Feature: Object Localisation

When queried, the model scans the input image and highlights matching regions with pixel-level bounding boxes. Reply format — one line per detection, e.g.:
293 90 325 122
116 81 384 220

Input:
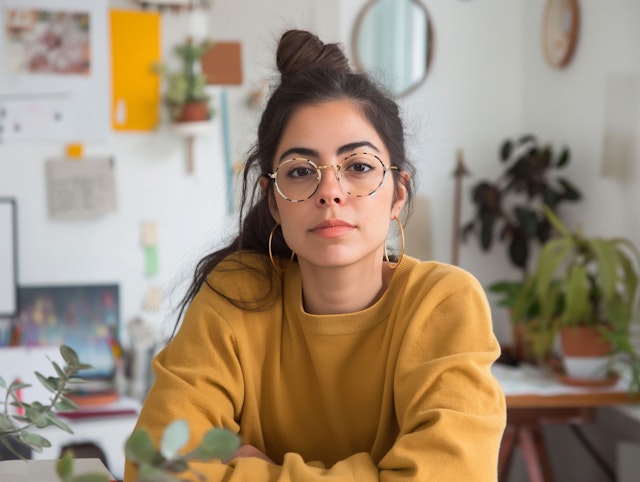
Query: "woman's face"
270 99 407 270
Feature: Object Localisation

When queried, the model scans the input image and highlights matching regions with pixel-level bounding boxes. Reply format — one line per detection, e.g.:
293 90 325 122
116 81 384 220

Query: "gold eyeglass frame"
267 152 398 203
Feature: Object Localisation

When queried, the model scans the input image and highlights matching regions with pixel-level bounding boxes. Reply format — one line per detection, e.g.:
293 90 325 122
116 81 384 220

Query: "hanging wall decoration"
542 0 580 69
133 0 211 13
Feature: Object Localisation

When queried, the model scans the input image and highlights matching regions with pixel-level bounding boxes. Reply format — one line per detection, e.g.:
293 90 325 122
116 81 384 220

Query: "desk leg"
499 425 518 480
518 426 554 482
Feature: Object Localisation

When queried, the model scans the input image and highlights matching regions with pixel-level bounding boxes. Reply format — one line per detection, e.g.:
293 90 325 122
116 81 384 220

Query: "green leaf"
125 428 158 464
45 411 74 434
8 380 32 391
57 450 74 482
563 264 590 326
536 237 572 299
0 376 5 388
160 419 190 459
35 371 59 393
589 238 619 303
60 345 80 366
55 396 78 411
0 413 16 431
21 430 51 450
52 361 66 379
556 147 570 168
163 459 189 473
542 204 571 237
25 405 51 428
189 428 241 462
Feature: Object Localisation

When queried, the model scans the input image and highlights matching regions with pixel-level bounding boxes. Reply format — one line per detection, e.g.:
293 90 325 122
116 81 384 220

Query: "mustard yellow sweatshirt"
125 253 506 481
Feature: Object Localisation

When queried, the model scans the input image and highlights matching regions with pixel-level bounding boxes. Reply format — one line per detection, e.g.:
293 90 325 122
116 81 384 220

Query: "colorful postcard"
4 8 91 75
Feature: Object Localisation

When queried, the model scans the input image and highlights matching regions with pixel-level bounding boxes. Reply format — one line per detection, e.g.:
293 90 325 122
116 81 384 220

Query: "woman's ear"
260 176 280 223
391 170 410 219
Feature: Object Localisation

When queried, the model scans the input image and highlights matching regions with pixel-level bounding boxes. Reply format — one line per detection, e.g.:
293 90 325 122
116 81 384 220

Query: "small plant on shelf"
155 37 213 123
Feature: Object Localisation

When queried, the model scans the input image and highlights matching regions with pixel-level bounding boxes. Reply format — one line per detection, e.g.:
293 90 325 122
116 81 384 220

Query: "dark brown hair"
173 29 416 331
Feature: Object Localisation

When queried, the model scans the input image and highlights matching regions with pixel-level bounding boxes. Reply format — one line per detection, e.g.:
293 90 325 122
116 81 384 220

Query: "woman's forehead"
276 100 387 159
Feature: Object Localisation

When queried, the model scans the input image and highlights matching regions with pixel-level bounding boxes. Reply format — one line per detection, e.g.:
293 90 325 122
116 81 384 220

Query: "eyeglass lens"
272 152 390 202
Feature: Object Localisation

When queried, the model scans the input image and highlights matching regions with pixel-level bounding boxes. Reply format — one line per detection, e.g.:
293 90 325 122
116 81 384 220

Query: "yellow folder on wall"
110 10 160 131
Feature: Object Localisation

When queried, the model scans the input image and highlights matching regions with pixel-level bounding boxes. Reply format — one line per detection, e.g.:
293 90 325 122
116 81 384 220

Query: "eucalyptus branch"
125 420 240 482
0 345 91 458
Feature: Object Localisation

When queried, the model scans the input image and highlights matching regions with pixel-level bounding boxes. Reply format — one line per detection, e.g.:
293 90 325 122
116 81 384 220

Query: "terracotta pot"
560 325 613 381
560 325 613 357
175 101 209 122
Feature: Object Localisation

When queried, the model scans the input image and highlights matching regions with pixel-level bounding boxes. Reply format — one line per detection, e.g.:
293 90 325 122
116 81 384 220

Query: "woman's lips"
310 220 356 238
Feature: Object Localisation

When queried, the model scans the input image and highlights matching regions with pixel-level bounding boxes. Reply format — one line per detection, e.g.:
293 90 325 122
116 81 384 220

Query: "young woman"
125 29 506 481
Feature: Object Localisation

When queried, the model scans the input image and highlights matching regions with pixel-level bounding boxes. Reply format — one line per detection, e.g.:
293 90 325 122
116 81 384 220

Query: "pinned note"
141 220 158 276
45 157 117 219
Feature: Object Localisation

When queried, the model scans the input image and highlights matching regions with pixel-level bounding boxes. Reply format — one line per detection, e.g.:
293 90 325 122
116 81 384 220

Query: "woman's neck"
297 256 394 315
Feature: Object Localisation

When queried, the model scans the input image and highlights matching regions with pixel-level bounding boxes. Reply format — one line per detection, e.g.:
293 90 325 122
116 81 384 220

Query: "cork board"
201 41 242 85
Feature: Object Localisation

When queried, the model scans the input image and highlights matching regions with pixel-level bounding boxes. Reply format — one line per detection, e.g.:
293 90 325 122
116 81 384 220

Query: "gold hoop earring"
384 217 405 270
268 224 295 272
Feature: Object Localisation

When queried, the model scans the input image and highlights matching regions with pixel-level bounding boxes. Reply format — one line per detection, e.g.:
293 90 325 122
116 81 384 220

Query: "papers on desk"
492 363 629 396
0 458 115 481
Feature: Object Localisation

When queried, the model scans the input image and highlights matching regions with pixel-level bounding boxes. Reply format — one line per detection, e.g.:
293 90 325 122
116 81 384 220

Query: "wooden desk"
494 364 636 482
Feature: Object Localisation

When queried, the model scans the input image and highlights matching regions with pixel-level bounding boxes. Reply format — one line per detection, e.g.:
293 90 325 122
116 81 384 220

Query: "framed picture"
12 284 119 379
0 0 110 142
0 198 17 317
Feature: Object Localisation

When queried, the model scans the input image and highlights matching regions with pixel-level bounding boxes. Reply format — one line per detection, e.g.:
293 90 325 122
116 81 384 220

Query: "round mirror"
352 0 433 97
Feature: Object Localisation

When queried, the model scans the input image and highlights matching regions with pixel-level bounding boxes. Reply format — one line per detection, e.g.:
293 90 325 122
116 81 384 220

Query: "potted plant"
156 37 213 123
512 205 640 391
461 134 582 361
1 345 240 481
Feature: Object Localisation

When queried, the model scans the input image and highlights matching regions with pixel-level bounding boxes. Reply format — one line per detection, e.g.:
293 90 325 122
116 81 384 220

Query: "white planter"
563 355 611 380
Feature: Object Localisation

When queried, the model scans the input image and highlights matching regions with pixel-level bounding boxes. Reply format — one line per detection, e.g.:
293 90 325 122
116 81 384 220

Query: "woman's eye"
348 162 372 173
287 164 316 178
344 159 375 173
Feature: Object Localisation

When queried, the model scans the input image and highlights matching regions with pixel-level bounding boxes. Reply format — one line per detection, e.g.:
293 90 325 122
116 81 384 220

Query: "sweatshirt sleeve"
378 266 507 481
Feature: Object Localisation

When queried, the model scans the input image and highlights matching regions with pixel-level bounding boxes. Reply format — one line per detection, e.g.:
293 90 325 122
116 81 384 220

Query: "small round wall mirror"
352 0 433 97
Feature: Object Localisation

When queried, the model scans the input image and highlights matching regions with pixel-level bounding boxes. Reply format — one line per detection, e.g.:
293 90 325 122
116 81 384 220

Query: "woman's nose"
315 166 345 205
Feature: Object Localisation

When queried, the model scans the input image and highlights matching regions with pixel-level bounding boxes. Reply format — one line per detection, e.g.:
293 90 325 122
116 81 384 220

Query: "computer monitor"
10 284 119 380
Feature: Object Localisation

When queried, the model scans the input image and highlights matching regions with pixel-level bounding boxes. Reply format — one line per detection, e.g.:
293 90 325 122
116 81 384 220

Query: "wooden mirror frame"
542 0 580 69
351 0 434 97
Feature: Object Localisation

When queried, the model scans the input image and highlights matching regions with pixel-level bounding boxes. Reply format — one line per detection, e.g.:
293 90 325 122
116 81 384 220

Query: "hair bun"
276 30 351 80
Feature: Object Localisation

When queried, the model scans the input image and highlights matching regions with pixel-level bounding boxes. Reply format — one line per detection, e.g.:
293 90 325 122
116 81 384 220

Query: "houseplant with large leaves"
462 134 582 272
461 134 582 361
512 205 640 392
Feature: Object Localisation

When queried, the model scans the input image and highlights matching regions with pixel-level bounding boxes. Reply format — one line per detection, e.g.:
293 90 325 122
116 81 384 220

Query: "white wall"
522 0 640 241
0 0 525 344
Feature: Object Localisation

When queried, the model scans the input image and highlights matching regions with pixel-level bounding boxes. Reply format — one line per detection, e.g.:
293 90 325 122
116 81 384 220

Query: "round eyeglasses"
267 152 398 203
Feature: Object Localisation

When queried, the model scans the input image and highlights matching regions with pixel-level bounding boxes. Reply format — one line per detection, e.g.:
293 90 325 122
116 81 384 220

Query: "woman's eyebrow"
337 141 380 156
278 141 381 163
278 147 318 162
